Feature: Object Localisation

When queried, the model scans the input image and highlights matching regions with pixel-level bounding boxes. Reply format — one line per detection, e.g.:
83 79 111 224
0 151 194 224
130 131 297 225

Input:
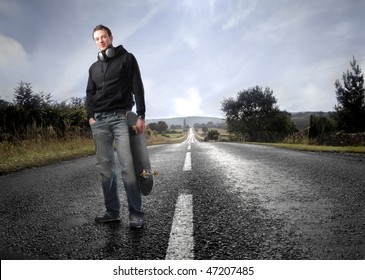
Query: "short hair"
92 24 112 39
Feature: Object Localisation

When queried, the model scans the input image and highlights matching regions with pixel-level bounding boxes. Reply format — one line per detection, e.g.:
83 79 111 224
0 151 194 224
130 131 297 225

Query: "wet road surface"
1 130 364 260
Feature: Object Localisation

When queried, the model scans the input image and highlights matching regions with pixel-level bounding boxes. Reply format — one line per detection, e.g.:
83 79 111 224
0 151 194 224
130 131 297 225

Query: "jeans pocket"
90 113 105 131
116 112 126 120
94 112 103 120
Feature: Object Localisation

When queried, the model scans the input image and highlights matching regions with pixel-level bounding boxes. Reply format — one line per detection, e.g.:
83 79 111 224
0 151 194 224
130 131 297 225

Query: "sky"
1 0 365 119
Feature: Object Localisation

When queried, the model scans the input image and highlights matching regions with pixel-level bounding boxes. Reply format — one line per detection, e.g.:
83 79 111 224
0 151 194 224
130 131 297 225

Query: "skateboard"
126 111 156 196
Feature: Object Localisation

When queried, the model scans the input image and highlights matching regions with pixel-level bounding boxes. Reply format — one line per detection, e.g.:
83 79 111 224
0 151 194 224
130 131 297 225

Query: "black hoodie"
86 45 145 120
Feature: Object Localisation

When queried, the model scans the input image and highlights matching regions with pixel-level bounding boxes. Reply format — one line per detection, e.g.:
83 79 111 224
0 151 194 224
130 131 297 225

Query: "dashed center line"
184 128 193 170
183 152 191 171
165 194 194 260
165 129 195 259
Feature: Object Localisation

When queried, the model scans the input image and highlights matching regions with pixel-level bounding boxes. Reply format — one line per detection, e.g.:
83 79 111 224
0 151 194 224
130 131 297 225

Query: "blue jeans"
91 111 143 218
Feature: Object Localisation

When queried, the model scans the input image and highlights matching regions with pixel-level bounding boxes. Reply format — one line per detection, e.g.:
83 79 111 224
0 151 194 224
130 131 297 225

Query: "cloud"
172 87 203 116
0 33 27 67
0 33 29 99
1 0 364 117
295 83 337 112
113 0 168 41
181 32 199 51
222 0 258 30
0 0 21 17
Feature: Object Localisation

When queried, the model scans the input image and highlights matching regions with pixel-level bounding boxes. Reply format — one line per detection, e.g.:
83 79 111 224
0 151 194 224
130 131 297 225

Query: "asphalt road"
1 130 364 260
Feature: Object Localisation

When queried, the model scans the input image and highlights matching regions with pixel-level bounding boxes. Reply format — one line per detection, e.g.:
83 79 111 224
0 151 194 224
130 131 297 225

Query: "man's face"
93 29 113 51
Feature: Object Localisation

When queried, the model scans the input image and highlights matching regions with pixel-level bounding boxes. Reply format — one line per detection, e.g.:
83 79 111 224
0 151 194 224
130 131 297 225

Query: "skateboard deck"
126 111 155 196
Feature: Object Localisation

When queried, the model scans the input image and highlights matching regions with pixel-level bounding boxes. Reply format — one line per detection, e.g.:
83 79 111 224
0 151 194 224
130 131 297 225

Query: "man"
86 24 146 228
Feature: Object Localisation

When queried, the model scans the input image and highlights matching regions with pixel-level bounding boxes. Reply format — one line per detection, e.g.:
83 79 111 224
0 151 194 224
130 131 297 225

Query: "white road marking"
183 152 191 171
165 128 195 259
165 194 194 260
190 134 195 143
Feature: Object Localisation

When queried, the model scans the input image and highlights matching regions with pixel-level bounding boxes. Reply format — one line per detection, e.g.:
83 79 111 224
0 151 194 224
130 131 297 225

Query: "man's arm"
129 54 146 134
86 68 96 124
129 54 146 118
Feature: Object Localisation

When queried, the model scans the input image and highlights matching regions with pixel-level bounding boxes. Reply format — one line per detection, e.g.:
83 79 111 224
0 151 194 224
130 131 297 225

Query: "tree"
0 99 10 107
148 122 159 132
0 81 92 141
157 121 168 133
148 121 168 134
308 113 335 143
13 81 35 107
11 81 54 131
332 56 365 132
207 129 220 141
221 86 296 142
264 109 297 141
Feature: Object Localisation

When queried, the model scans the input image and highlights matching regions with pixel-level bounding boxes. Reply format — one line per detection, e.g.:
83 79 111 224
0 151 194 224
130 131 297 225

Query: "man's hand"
89 118 96 125
136 118 146 134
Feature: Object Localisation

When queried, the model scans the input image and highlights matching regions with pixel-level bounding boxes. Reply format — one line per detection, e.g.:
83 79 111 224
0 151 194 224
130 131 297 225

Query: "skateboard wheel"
140 170 147 178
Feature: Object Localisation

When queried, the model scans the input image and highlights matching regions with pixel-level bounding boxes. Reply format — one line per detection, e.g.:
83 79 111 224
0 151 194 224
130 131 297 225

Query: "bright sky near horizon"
1 0 364 119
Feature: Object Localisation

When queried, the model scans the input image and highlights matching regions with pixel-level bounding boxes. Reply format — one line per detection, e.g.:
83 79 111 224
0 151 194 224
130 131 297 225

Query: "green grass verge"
0 133 189 175
0 139 95 175
147 131 188 145
250 142 365 154
2 136 362 175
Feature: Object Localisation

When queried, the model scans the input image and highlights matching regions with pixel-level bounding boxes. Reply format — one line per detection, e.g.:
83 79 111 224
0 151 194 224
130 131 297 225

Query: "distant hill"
147 116 225 127
147 112 330 130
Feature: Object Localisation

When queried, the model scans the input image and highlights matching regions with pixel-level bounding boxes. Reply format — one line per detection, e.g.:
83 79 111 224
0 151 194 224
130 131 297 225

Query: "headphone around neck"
98 47 115 61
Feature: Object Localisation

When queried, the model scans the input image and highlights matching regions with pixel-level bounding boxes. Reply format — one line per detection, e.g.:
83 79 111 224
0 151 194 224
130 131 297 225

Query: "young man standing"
86 25 146 228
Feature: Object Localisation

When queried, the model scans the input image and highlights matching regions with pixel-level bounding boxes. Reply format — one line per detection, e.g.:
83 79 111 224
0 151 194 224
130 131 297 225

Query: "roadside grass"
0 138 95 175
147 131 188 145
0 132 188 175
251 142 365 154
164 130 186 139
2 131 363 175
195 127 365 154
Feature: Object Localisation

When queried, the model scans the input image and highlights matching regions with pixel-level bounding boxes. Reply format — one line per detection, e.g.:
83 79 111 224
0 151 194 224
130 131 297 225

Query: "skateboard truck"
139 169 158 179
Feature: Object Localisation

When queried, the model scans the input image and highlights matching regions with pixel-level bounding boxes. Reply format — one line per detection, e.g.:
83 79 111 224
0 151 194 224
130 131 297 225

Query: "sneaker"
95 212 120 223
129 216 144 229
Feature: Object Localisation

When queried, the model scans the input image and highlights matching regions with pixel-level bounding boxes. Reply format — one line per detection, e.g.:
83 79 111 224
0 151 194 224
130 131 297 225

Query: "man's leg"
91 114 121 220
111 113 144 225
